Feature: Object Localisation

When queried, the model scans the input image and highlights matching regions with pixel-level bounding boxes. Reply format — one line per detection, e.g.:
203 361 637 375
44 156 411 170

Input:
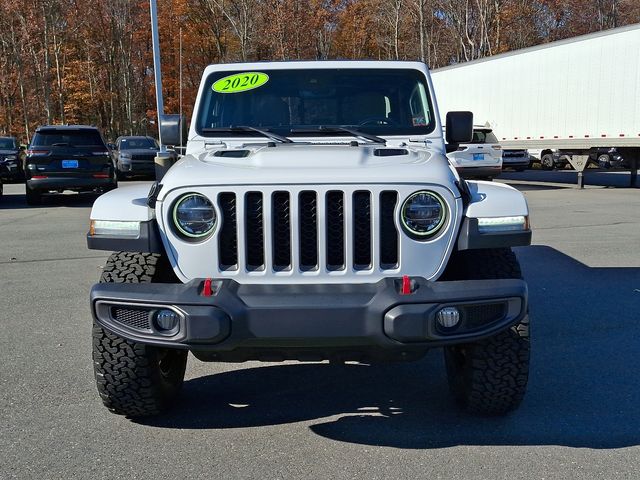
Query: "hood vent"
213 150 250 158
374 148 408 157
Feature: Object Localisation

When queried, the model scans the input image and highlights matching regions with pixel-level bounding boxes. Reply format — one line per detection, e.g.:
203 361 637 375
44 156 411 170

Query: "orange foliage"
0 0 638 141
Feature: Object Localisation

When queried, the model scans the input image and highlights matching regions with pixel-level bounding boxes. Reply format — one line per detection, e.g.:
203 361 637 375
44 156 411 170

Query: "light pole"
149 0 166 153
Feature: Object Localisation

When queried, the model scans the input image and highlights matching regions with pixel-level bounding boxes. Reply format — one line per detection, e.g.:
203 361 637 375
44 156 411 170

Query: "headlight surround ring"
172 193 217 240
400 190 447 240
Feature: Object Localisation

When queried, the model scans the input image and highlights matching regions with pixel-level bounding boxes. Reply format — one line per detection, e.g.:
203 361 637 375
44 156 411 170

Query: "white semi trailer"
431 23 640 186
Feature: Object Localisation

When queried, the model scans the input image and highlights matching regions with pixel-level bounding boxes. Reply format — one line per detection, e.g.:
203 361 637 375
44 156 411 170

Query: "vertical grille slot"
245 192 264 270
353 191 372 269
326 191 345 270
272 192 291 270
380 191 399 268
218 192 238 270
299 191 318 270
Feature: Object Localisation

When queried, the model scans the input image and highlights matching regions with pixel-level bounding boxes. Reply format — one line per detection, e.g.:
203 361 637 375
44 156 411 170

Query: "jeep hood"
158 144 459 196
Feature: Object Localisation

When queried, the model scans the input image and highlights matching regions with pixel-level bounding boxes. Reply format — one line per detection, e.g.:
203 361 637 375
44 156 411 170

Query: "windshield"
0 138 17 149
197 68 435 138
120 137 158 150
32 130 105 147
471 130 499 144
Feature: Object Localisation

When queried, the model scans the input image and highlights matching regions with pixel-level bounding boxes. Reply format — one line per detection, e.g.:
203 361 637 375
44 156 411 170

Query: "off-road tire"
25 184 42 205
92 252 187 417
443 248 530 415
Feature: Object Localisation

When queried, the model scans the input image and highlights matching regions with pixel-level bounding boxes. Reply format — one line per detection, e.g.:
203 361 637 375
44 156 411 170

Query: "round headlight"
172 193 216 239
401 191 447 238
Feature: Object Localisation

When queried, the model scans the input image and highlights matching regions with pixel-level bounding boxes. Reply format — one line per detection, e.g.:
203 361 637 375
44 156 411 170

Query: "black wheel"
92 252 187 417
597 154 611 169
541 154 555 170
442 248 530 415
25 184 42 205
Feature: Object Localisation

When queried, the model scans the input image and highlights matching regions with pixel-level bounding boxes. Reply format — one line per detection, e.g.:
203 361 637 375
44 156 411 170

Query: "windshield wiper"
202 126 293 144
291 126 386 144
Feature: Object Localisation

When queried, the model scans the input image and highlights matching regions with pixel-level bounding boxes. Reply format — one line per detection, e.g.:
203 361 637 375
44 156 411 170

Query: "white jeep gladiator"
87 61 532 417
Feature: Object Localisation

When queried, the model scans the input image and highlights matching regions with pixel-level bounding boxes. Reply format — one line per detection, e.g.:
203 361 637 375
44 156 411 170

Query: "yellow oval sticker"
213 72 269 94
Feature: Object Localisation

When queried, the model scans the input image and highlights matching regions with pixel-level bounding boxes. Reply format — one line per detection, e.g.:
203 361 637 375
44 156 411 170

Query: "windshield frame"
195 67 437 140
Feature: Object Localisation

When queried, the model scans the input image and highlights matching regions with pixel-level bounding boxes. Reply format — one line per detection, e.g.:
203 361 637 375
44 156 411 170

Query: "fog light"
437 307 460 329
154 309 180 332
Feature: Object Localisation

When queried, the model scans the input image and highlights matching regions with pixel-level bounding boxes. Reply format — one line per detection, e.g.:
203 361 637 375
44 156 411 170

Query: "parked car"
502 149 530 172
590 147 626 169
446 126 502 179
0 136 26 181
111 136 160 179
24 125 117 205
526 149 568 170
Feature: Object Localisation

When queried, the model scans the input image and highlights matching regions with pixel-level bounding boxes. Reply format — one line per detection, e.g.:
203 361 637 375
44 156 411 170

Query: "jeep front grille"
217 189 399 273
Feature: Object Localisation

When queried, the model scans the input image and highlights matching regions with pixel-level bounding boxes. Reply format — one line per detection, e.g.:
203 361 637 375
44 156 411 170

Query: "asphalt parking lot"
1 180 639 479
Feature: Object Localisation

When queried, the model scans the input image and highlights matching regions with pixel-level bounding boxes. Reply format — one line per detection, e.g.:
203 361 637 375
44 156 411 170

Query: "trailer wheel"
597 154 611 169
541 154 555 170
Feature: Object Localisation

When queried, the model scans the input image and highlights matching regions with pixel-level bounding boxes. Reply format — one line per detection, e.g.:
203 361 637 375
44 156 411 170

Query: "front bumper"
118 160 155 175
0 160 23 180
91 277 528 362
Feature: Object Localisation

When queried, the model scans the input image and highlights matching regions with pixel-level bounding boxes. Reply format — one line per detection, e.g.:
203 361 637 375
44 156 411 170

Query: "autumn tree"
1 0 639 141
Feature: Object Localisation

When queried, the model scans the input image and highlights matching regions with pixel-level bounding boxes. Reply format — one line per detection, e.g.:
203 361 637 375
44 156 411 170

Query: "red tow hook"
202 278 213 297
401 275 412 295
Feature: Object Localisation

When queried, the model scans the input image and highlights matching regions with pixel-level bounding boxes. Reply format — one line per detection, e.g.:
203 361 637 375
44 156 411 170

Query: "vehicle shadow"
0 192 100 209
138 246 640 449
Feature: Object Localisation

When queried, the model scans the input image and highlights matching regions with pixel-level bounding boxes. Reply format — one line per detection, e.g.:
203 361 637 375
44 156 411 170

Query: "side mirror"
445 111 473 146
107 143 116 150
159 114 188 147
